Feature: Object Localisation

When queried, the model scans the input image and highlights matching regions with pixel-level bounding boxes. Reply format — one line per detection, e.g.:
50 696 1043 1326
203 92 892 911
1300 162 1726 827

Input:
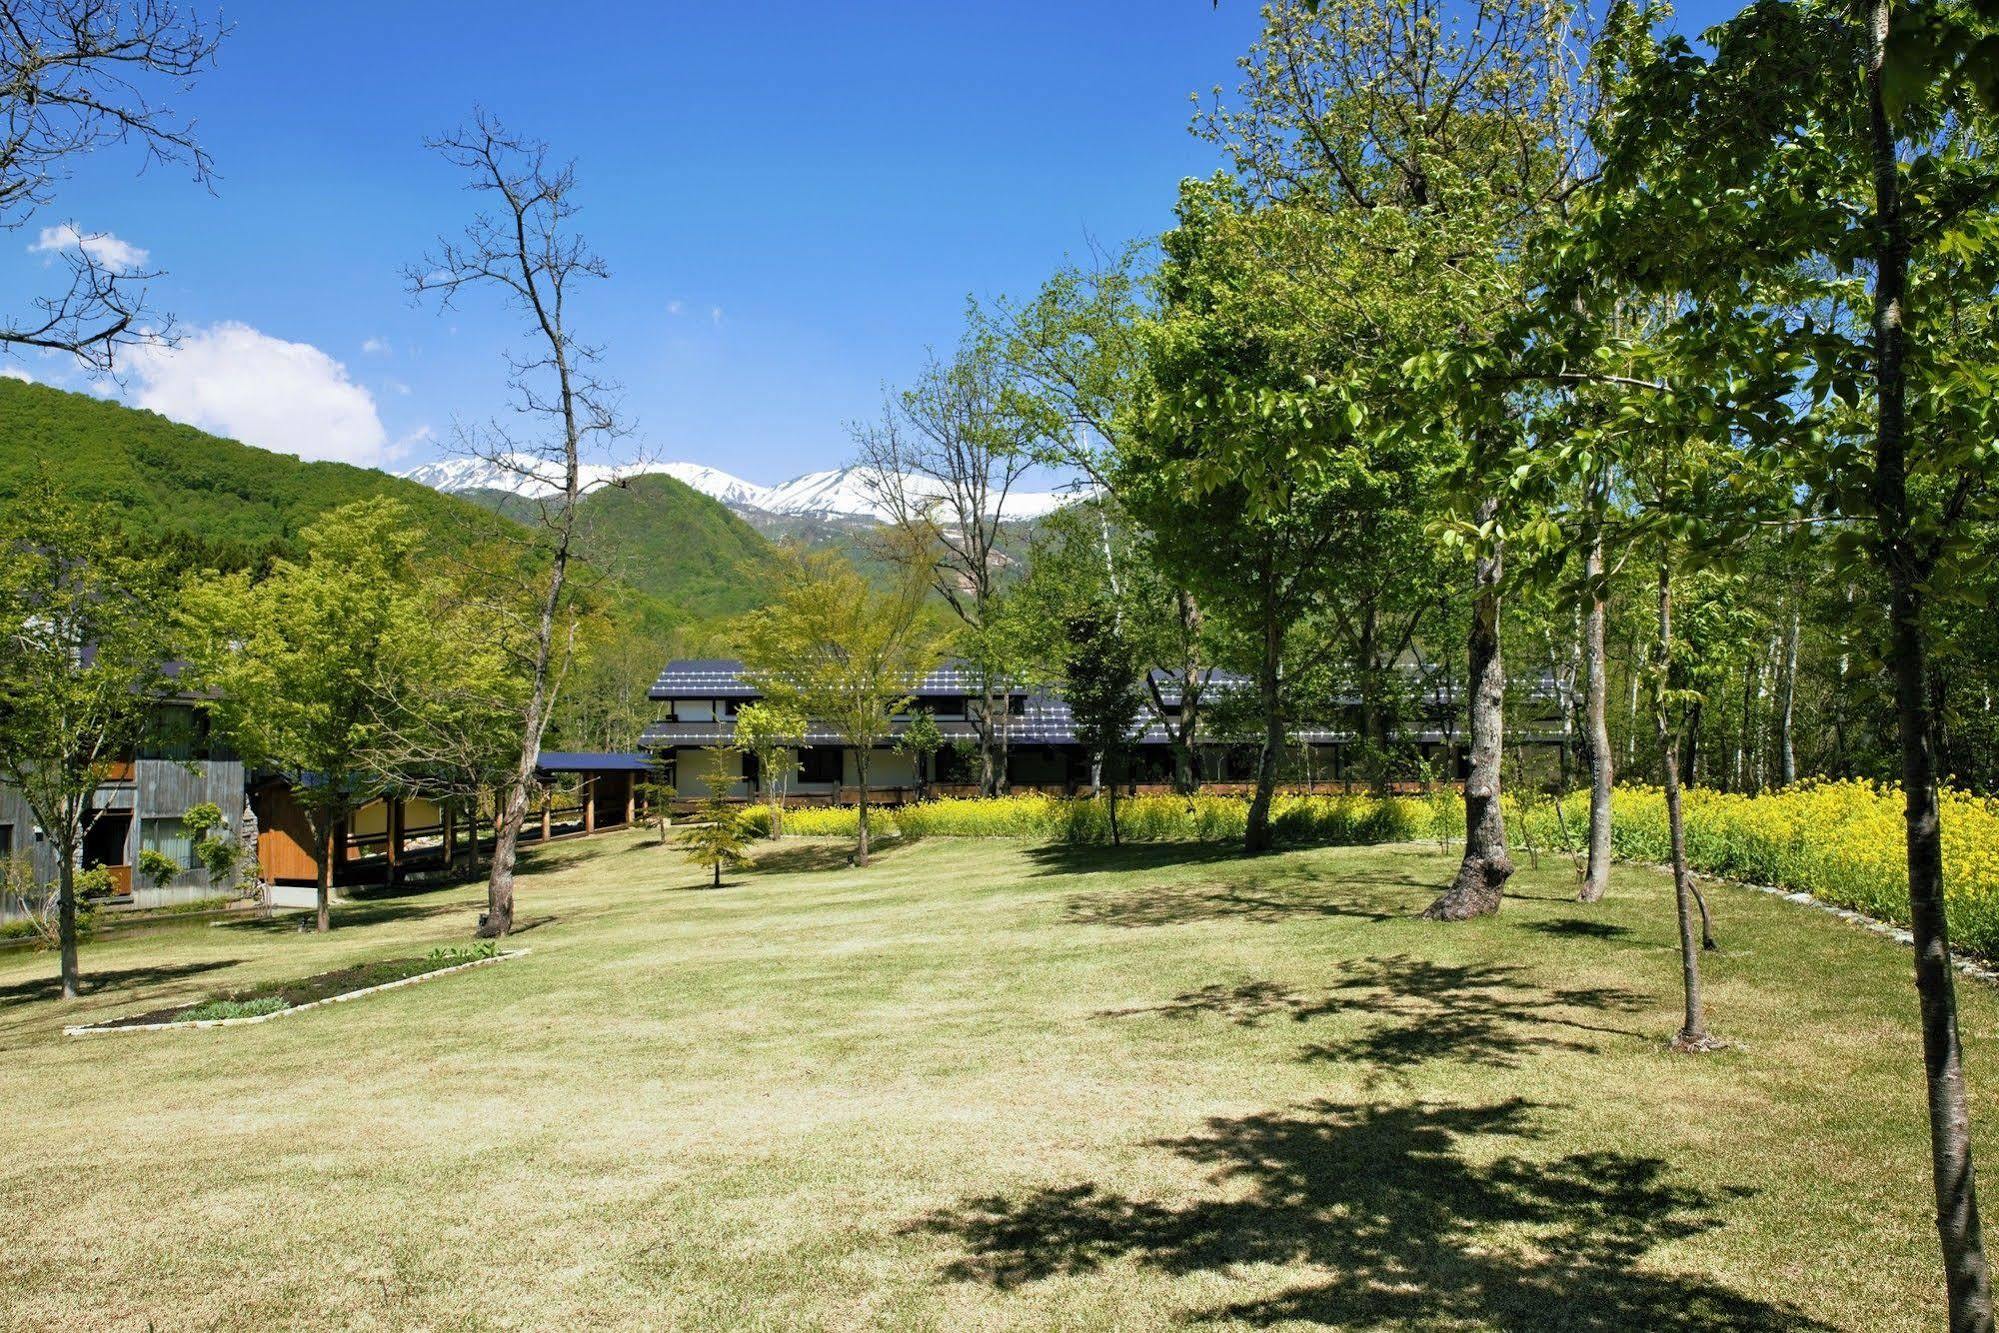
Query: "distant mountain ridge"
397 453 1072 526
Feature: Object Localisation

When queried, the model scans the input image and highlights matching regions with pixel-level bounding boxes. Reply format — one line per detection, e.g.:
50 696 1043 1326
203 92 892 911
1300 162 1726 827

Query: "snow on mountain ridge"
397 455 1070 523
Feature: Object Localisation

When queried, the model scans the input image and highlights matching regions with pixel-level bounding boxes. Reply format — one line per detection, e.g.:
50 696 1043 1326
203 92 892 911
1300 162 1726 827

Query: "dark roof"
649 658 1028 702
535 751 654 773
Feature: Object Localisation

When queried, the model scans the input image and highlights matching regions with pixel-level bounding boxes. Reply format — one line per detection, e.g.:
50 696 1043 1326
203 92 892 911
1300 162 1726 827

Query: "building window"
798 746 841 784
0 824 11 859
141 817 195 870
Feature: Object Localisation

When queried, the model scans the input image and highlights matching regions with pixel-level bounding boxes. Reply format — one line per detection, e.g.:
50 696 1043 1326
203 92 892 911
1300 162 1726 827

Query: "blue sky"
3 1 1273 482
5 0 1740 484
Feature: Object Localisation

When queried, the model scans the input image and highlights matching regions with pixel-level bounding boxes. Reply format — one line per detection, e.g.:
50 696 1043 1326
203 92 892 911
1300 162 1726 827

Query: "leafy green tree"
739 546 946 866
355 573 530 882
0 486 177 998
895 707 945 803
1122 176 1415 853
1560 0 1999 1314
854 335 1038 795
733 701 808 835
182 499 433 933
672 797 752 888
1198 0 1606 915
1011 497 1219 794
1062 608 1147 846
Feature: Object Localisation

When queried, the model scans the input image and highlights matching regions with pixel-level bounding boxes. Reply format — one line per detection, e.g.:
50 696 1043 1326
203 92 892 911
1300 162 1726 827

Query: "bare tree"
1 0 222 369
854 339 1036 795
406 110 627 938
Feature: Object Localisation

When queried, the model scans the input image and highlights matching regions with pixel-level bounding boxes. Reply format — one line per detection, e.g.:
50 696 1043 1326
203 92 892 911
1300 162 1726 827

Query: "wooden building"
640 658 1564 805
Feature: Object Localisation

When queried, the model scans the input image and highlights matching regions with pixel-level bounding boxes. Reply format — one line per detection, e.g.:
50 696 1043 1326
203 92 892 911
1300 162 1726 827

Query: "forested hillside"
0 379 505 567
0 379 786 633
460 472 781 622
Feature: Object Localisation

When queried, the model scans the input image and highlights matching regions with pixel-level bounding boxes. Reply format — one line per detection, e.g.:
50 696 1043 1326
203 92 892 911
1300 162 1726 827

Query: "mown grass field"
0 829 1987 1330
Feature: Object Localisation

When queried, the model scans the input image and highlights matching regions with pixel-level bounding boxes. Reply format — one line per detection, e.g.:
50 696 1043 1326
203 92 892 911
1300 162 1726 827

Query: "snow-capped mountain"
396 454 1071 525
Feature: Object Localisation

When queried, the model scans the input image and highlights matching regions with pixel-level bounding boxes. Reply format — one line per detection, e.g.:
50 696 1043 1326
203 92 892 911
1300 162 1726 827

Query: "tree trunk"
57 853 78 1000
1581 523 1614 903
1779 603 1800 787
713 860 721 888
1359 603 1391 797
1245 605 1283 855
855 749 871 867
1679 698 1702 789
1108 758 1121 848
1867 3 1993 1321
482 783 526 938
1427 505 1511 920
315 823 333 934
1654 564 1715 1051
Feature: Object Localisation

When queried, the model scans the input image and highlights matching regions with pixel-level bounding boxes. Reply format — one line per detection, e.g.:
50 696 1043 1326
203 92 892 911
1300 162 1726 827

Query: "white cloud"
667 299 684 316
126 322 389 465
710 305 723 325
29 223 150 274
0 365 31 382
385 379 412 396
361 336 391 356
391 425 434 456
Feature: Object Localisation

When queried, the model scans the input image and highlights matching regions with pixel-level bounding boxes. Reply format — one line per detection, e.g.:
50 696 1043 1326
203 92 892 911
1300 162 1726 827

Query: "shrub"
178 996 289 1023
760 791 1430 848
745 804 900 840
137 848 182 889
426 941 499 964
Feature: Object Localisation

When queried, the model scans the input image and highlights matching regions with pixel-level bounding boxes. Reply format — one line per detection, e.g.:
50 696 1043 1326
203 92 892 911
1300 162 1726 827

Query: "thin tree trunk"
1654 564 1715 1051
855 749 872 867
1867 3 1993 1321
1359 603 1391 797
57 853 78 1000
315 822 333 934
1175 591 1205 795
1108 757 1121 848
1428 502 1512 920
1780 602 1800 786
1245 600 1283 855
1581 520 1614 903
1680 698 1702 788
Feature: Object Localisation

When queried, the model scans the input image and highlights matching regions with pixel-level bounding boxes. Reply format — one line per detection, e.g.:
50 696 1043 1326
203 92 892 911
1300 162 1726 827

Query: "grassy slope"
0 379 510 562
0 834 1979 1330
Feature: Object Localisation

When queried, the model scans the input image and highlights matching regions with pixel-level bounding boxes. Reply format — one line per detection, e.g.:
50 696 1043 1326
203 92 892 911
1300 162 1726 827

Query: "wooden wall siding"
133 758 247 891
253 783 323 885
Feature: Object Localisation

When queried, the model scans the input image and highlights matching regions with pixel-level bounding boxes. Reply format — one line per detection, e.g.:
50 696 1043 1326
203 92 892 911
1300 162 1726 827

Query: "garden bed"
64 946 527 1036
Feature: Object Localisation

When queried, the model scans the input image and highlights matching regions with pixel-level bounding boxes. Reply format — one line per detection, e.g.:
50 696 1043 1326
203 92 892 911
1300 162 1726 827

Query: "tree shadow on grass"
1295 955 1654 1079
0 958 241 1010
1024 842 1254 878
1523 917 1635 941
212 899 466 935
1065 876 1396 929
1097 956 1653 1078
906 1097 1823 1331
750 839 912 876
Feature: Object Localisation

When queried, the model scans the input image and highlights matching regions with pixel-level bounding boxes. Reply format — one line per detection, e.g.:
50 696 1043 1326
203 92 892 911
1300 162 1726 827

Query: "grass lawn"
0 830 1986 1330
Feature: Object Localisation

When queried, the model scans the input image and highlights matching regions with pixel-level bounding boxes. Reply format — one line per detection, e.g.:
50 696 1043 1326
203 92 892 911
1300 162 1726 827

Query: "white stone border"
63 949 530 1037
1686 866 1999 986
